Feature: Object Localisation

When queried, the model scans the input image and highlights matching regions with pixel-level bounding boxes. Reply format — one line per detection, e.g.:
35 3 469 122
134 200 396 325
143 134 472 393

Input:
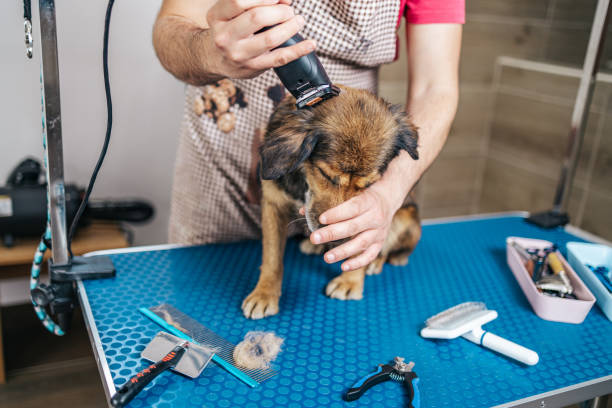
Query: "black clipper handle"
257 26 339 108
110 344 187 407
345 364 394 401
403 371 420 408
271 33 333 99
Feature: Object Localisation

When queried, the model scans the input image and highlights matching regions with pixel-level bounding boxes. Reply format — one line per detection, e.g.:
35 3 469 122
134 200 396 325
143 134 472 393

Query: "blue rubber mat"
81 215 612 408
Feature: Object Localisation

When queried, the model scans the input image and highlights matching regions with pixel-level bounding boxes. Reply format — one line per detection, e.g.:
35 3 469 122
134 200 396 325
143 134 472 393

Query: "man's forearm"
153 15 222 86
406 85 459 179
380 86 459 208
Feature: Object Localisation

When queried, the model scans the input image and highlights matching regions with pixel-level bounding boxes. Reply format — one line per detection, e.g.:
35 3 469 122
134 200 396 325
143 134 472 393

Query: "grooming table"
79 214 612 408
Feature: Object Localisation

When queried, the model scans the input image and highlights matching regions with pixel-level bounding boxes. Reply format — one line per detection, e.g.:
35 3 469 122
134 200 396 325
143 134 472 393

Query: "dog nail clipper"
345 357 420 407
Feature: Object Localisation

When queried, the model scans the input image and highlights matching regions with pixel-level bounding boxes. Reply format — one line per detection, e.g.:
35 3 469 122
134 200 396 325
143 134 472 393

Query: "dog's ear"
260 105 321 181
260 131 320 179
391 105 419 160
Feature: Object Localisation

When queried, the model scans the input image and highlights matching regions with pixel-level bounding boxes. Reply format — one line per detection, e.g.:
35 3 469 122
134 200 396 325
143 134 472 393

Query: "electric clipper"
267 30 340 109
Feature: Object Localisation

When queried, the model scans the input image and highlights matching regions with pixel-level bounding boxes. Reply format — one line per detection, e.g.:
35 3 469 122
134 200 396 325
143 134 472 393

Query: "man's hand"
312 183 397 272
307 151 417 272
206 0 316 78
154 0 316 85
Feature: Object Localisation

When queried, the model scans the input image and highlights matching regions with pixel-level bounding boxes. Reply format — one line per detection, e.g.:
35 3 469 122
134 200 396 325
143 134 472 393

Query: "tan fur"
242 86 421 318
241 181 293 319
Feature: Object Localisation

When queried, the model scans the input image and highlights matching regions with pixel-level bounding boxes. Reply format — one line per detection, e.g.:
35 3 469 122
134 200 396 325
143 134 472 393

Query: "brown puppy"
242 86 421 319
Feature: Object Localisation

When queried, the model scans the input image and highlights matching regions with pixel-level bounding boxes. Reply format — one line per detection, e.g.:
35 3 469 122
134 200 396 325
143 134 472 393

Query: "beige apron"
169 0 402 244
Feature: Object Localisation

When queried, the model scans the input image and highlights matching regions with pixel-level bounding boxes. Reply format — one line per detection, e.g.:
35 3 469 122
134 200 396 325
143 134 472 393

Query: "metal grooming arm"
527 0 611 228
34 0 115 332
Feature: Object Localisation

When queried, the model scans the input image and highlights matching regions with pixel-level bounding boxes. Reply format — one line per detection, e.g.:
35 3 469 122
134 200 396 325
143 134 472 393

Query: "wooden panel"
420 151 482 211
544 26 591 68
379 21 407 84
461 21 547 85
420 205 474 219
2 304 93 371
447 88 492 152
0 358 106 408
498 64 611 110
467 0 550 19
479 157 558 213
580 189 612 242
489 91 600 183
552 0 598 24
0 222 128 268
499 65 580 101
378 81 407 106
591 113 612 193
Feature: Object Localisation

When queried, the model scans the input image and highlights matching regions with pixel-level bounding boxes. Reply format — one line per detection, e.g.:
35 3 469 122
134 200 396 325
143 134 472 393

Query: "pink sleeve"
400 0 465 24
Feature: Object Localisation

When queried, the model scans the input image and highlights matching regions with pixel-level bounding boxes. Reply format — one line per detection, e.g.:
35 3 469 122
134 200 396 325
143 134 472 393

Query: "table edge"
77 279 116 401
492 375 612 408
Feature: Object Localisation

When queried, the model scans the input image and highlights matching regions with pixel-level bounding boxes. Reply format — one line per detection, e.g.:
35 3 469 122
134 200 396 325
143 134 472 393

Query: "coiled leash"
30 226 65 335
28 61 65 335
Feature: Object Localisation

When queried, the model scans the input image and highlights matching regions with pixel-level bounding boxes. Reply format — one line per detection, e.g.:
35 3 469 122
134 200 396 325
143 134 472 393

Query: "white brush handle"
462 328 539 366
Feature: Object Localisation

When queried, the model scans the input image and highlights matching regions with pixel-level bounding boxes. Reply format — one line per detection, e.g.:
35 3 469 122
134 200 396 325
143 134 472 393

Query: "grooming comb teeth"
142 304 278 386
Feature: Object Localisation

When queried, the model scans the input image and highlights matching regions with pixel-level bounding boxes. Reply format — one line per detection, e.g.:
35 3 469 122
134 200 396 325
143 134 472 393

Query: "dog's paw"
299 239 325 255
365 257 385 275
325 275 364 300
387 253 410 266
241 289 280 319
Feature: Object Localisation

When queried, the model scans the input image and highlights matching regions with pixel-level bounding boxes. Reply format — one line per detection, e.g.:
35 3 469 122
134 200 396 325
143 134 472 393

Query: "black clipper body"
272 33 340 109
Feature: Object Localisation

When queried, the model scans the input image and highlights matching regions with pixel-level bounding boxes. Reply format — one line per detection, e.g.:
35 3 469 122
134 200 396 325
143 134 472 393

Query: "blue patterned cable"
30 67 65 336
30 227 64 336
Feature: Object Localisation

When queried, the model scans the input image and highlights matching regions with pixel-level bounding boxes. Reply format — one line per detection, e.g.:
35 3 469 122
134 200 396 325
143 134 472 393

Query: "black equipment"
269 32 340 109
0 158 154 247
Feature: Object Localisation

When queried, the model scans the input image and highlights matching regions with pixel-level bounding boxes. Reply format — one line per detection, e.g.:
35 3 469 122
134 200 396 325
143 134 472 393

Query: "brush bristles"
425 301 486 328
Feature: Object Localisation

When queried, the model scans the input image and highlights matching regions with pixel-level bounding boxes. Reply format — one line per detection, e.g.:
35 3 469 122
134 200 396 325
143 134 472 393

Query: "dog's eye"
317 167 338 185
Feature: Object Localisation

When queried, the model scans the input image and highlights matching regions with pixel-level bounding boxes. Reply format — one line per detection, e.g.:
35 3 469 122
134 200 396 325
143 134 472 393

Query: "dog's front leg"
242 183 291 319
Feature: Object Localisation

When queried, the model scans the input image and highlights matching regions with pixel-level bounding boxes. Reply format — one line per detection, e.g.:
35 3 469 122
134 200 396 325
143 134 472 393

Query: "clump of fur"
232 331 284 369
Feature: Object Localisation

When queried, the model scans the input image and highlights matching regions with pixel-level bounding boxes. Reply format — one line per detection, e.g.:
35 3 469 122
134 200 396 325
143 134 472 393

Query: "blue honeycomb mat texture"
82 215 612 408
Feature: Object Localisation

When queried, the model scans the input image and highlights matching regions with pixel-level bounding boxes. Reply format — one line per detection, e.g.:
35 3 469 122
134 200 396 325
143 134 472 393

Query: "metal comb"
140 303 278 387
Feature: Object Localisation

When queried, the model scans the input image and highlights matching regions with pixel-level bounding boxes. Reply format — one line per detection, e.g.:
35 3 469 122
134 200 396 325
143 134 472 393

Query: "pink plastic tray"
506 237 595 324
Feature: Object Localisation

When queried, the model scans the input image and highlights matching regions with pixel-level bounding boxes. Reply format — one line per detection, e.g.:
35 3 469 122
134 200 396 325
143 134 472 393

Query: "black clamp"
24 0 33 58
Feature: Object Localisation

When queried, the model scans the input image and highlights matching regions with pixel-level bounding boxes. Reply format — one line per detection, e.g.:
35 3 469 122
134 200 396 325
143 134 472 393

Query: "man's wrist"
379 151 420 210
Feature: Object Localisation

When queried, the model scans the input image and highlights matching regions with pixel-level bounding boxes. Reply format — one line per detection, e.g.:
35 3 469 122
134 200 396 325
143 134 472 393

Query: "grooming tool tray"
506 237 595 324
567 242 612 322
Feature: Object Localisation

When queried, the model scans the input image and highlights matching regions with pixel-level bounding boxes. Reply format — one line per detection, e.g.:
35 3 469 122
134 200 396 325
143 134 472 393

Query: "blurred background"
0 0 611 407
